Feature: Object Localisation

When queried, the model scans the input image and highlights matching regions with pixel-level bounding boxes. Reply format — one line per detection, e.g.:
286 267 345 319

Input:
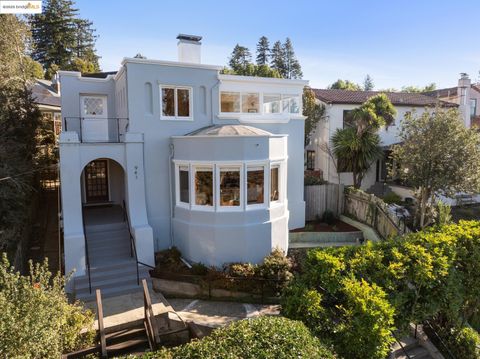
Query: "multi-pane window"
270 166 279 202
220 92 300 114
306 151 315 170
247 166 264 205
219 167 241 207
83 97 104 116
161 86 191 119
194 167 213 206
179 166 189 204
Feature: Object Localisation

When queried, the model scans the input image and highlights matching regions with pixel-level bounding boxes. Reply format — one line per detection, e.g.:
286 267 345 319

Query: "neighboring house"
305 89 456 193
424 73 480 129
31 78 62 138
58 34 307 297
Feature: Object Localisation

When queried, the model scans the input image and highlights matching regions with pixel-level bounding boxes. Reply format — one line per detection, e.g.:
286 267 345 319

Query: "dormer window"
161 86 192 120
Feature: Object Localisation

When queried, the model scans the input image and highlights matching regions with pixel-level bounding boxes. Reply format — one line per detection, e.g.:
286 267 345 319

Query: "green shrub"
322 210 336 225
382 191 402 205
137 316 336 359
227 262 256 278
190 262 208 276
304 175 326 186
446 326 480 359
0 254 94 358
257 248 293 282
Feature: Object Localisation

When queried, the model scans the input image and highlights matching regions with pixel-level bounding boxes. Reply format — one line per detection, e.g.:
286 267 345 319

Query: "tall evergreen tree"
283 38 302 79
256 36 270 65
228 44 252 74
270 40 286 78
29 0 99 78
363 74 374 91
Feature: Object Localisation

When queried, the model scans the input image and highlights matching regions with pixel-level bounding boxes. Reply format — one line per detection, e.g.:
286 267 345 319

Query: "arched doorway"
80 158 130 267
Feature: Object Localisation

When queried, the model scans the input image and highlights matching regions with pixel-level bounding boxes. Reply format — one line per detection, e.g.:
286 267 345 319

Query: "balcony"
64 117 129 143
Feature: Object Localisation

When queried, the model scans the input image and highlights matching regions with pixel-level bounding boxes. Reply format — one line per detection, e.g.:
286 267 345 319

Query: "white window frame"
160 85 193 121
269 162 283 206
245 163 268 210
216 164 244 212
191 164 215 211
219 91 262 115
175 163 190 209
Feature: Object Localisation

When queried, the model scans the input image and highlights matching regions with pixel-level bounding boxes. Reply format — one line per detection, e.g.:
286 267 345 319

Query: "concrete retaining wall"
289 230 362 244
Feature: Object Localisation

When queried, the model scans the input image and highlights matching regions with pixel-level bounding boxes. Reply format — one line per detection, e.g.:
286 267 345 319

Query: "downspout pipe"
168 142 174 247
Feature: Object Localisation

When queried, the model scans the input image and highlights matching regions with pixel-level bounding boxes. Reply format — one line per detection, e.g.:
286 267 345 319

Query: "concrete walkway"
83 292 280 331
340 215 381 242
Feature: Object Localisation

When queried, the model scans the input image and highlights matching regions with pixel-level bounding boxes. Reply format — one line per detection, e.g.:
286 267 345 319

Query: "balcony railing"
63 117 129 143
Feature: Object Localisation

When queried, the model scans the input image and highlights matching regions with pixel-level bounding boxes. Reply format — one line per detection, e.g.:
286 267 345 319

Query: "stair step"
85 222 127 234
75 272 148 292
75 279 152 301
86 227 129 238
107 337 149 356
394 345 431 359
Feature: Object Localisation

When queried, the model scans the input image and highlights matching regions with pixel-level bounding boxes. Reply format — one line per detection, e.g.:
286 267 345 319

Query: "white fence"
304 183 344 221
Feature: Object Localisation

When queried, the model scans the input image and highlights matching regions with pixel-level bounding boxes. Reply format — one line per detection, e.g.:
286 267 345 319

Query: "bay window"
161 86 192 119
247 166 264 205
219 167 241 207
178 165 189 204
194 166 213 206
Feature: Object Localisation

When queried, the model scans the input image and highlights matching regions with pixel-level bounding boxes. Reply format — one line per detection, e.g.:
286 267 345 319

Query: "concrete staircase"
74 221 151 302
391 337 433 359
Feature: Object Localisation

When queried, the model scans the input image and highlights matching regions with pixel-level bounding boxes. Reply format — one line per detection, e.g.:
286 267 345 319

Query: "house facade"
305 89 456 193
424 73 480 129
58 35 307 296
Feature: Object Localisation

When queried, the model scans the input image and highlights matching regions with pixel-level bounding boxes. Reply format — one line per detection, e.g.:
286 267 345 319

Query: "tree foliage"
328 79 362 91
0 15 43 253
29 0 99 77
331 94 396 188
282 221 480 359
392 108 480 227
255 36 270 65
363 74 374 90
282 38 302 79
0 254 95 358
303 87 325 145
401 83 436 93
228 44 252 74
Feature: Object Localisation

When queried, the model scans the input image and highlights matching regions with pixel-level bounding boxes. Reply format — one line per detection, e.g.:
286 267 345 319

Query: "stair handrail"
122 200 140 286
390 331 412 359
81 208 92 294
142 279 160 350
424 320 457 359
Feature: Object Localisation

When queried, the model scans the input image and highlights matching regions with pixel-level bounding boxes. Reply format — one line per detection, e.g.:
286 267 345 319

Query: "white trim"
218 73 308 87
159 85 193 121
58 71 115 82
175 163 190 209
122 57 223 71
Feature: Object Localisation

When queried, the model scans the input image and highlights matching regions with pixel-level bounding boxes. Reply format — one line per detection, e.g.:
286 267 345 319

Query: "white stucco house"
58 34 307 298
305 89 457 194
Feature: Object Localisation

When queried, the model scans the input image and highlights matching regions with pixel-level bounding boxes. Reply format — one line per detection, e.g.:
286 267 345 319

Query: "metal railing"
81 208 92 294
122 200 140 286
63 117 129 143
423 320 457 359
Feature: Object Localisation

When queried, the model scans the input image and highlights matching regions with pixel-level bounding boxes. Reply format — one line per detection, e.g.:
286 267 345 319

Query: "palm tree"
331 94 396 189
332 128 383 188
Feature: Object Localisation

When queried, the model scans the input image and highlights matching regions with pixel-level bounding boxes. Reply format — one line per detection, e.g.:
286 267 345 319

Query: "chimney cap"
460 72 469 79
177 34 202 43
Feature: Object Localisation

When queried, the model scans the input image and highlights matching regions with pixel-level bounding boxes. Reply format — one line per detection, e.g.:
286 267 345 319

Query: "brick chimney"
177 34 202 64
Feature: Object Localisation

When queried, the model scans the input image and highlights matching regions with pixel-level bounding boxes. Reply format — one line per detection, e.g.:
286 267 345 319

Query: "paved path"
83 292 280 331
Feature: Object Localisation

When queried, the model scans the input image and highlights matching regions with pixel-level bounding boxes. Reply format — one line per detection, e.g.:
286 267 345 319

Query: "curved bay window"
270 165 280 202
194 166 213 206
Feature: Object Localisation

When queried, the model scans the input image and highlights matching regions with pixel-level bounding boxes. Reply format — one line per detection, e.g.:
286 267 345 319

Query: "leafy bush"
321 210 336 225
0 254 94 358
190 262 208 276
304 175 326 186
446 326 480 359
226 262 256 278
382 191 402 205
136 316 336 359
257 248 293 282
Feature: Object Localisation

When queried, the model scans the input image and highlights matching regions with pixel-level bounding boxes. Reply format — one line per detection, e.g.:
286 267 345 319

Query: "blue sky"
75 0 480 90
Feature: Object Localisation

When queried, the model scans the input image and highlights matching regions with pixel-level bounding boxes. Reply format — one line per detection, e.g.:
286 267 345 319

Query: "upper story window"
306 150 315 170
220 91 300 115
161 86 192 120
471 99 477 117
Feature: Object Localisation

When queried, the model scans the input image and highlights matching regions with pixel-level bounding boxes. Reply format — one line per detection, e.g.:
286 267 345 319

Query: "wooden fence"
344 190 409 239
304 183 344 221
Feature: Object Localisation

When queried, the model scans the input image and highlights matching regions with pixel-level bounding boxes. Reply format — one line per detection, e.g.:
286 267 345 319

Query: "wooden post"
96 289 107 358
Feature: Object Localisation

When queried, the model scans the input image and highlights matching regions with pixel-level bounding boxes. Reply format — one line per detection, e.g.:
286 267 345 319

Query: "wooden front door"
85 160 109 203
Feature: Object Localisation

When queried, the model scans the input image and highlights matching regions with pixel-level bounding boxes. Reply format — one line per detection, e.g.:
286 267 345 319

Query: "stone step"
75 261 150 285
75 271 150 293
86 228 130 241
85 221 127 234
